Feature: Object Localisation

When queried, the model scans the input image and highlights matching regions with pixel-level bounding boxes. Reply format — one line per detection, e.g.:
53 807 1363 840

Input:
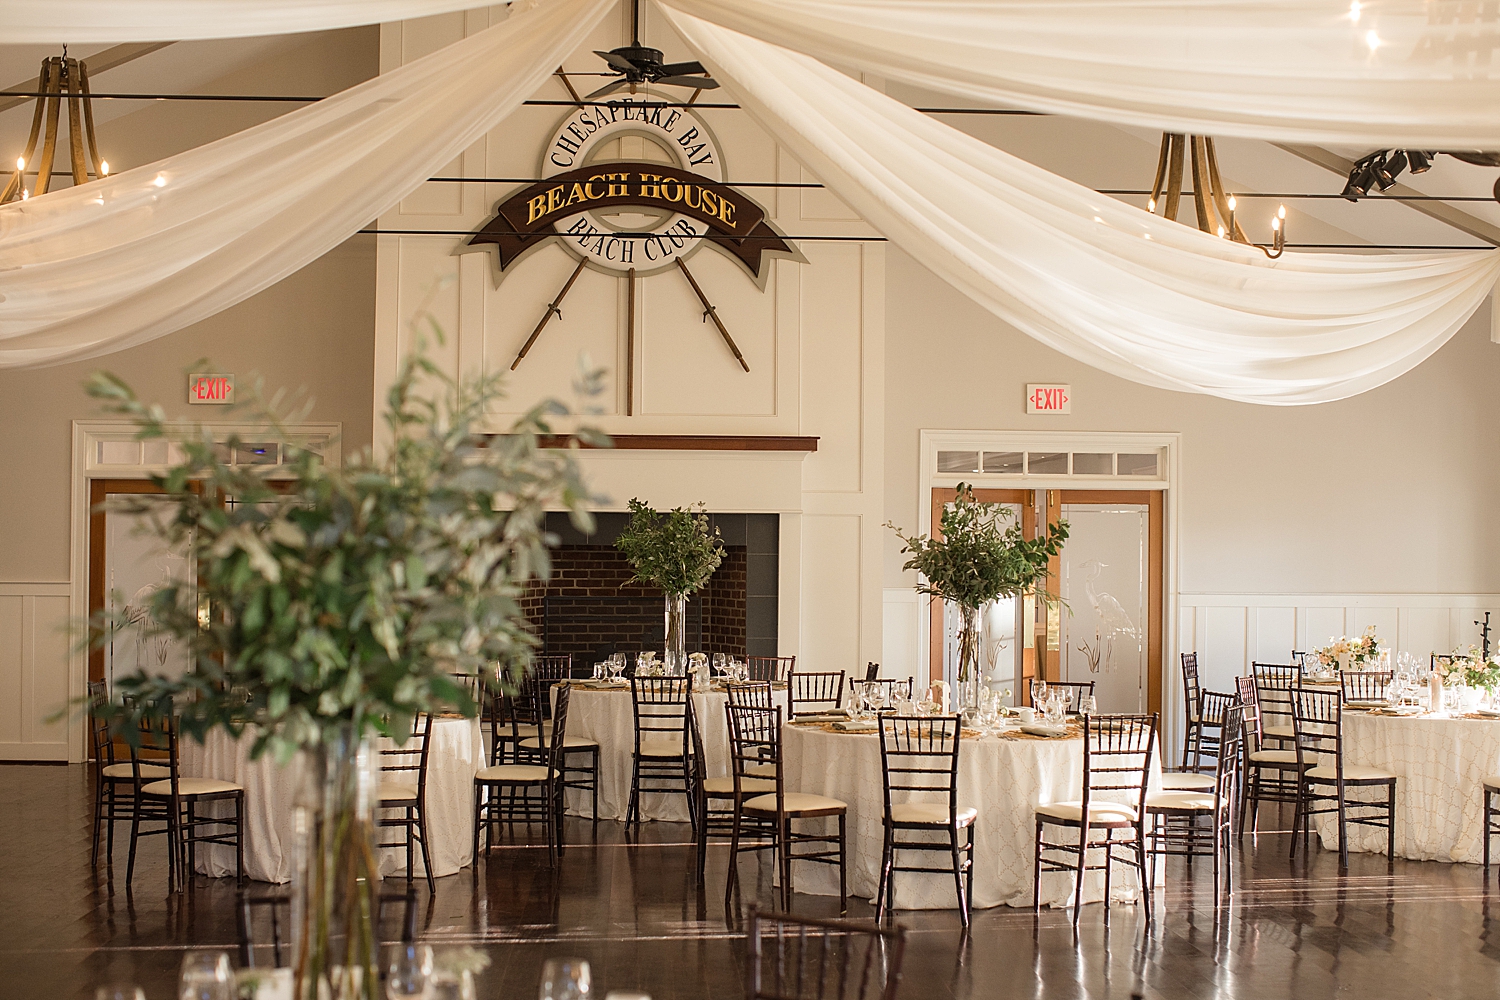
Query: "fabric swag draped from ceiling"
0 0 1496 404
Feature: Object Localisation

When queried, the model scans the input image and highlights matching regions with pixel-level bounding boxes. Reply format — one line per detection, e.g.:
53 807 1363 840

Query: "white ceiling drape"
660 6 1500 405
0 0 493 43
0 0 612 370
656 0 1500 149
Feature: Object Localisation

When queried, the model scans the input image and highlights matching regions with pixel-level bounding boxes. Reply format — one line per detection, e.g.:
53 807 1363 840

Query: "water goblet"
388 944 434 1000
1078 694 1097 716
1059 688 1075 715
539 958 592 1000
1030 678 1049 708
179 951 234 1000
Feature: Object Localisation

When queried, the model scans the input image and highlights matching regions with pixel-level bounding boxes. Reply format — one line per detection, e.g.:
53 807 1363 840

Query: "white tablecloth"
556 683 789 822
780 723 1163 910
1314 711 1500 864
180 718 484 882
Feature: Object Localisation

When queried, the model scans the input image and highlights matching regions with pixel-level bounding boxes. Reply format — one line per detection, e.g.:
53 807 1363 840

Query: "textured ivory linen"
661 7 1500 405
1313 712 1500 864
180 718 485 882
779 725 1163 910
0 0 611 370
657 0 1500 149
0 0 495 42
555 684 789 823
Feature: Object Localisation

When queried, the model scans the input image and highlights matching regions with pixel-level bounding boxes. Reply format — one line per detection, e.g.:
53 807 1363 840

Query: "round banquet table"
556 682 788 823
779 722 1163 910
1313 710 1500 864
180 717 484 883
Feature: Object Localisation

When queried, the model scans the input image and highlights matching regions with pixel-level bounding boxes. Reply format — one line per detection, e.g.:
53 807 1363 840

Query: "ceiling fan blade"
594 49 637 72
659 60 707 76
584 78 631 100
654 75 720 90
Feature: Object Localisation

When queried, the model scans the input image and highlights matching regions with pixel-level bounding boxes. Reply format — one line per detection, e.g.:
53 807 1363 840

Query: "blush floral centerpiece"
1312 625 1385 673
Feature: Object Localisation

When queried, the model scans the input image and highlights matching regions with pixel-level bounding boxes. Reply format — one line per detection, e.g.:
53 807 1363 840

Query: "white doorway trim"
913 429 1183 752
66 420 340 762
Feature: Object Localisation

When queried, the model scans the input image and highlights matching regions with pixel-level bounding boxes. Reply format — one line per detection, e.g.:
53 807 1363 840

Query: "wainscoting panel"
0 585 73 761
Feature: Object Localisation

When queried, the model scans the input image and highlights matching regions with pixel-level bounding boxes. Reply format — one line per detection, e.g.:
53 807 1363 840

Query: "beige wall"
0 29 378 760
883 246 1500 596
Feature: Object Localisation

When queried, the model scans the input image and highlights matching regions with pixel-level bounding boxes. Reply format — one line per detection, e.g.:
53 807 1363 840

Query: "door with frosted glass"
1058 500 1151 713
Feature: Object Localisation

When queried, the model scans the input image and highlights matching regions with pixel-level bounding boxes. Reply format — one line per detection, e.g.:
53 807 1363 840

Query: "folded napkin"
831 719 879 732
1344 700 1388 710
1020 723 1069 738
793 712 848 723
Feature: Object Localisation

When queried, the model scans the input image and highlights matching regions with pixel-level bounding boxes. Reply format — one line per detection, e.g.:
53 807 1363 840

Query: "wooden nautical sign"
467 161 794 281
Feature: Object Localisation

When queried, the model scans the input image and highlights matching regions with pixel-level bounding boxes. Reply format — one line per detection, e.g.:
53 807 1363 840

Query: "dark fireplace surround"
522 512 779 665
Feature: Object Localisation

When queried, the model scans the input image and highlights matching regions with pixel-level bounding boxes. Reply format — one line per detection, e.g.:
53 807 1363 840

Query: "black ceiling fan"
586 0 720 100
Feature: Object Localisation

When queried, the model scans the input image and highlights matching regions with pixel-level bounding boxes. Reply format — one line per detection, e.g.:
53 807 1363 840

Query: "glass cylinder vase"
664 593 688 677
292 723 380 1000
955 604 983 716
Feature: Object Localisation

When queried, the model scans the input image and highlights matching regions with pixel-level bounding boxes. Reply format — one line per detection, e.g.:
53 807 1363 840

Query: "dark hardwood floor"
3 762 1499 999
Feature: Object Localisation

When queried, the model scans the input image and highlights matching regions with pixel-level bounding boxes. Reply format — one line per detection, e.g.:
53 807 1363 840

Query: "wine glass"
866 683 887 716
97 988 147 1000
539 957 592 1000
713 652 727 678
179 951 235 1000
388 944 434 999
1059 687 1075 716
1030 678 1048 709
1078 694 1097 716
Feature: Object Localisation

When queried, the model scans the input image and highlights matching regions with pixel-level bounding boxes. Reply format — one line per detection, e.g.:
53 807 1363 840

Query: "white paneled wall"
1179 594 1500 682
0 585 74 761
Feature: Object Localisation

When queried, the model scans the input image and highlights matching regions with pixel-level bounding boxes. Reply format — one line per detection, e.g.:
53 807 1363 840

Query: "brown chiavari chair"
127 711 245 893
728 680 774 709
628 676 697 834
788 670 846 718
1290 684 1397 870
749 655 797 684
1484 778 1500 880
473 686 573 866
378 712 436 891
726 703 849 912
1147 705 1243 908
876 715 975 925
1235 674 1302 838
518 672 600 826
1340 670 1393 704
1180 652 1204 768
238 887 417 969
1252 662 1299 748
1033 712 1157 929
746 904 907 1000
1048 680 1096 714
89 680 168 869
691 701 774 884
865 662 881 682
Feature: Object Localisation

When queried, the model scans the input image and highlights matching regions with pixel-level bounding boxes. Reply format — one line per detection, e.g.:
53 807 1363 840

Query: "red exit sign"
188 373 234 404
1026 383 1071 414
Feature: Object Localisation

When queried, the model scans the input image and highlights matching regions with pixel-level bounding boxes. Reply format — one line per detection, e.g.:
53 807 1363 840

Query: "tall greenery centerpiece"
614 499 725 674
887 483 1068 712
86 350 600 1000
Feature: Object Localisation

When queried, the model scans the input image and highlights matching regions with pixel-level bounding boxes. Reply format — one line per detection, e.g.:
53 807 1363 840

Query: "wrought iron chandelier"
1146 134 1285 258
2 50 109 204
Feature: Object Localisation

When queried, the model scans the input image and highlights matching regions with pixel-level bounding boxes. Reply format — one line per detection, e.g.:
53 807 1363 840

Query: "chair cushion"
1035 800 1138 825
378 779 419 802
742 791 847 815
1160 772 1215 791
518 735 598 750
102 763 169 781
1250 749 1300 766
1146 790 1216 812
702 776 776 796
141 776 242 797
745 762 777 778
1262 724 1295 740
1307 763 1396 783
637 737 685 758
475 764 554 783
889 802 978 827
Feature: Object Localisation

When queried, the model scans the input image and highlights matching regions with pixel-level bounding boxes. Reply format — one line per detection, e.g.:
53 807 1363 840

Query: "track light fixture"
1341 148 1500 202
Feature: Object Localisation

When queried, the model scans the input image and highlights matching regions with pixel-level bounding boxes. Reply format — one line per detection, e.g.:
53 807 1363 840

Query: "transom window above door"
935 448 1160 479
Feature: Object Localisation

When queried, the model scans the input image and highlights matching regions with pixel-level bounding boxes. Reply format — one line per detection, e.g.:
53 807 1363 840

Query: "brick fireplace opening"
524 512 779 665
